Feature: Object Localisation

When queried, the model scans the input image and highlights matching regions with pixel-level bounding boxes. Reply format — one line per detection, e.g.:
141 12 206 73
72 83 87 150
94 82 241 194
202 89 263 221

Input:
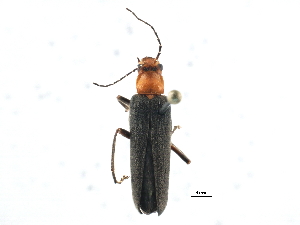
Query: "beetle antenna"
93 68 138 87
126 8 162 60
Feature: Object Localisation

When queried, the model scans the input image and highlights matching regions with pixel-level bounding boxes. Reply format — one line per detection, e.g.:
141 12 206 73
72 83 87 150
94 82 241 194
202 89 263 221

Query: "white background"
1 0 300 224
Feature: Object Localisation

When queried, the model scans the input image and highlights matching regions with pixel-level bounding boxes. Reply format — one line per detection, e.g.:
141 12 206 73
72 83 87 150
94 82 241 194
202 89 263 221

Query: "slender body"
93 8 191 216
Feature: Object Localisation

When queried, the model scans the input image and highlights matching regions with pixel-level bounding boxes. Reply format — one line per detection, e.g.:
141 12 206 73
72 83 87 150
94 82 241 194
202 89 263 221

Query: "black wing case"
129 94 172 216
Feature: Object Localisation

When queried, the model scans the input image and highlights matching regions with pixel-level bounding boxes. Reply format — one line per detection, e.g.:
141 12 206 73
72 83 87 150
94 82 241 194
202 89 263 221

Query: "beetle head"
136 57 164 95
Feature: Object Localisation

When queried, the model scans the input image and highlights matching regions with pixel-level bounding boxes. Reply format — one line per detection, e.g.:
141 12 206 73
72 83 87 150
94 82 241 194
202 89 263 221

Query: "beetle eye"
158 64 163 70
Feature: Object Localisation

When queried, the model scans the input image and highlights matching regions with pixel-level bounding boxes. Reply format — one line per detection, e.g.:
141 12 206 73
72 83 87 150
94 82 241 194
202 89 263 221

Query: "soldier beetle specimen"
93 8 191 216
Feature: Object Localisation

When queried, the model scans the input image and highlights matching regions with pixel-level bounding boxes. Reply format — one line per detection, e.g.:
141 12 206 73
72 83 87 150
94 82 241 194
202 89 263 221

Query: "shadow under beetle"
93 8 191 216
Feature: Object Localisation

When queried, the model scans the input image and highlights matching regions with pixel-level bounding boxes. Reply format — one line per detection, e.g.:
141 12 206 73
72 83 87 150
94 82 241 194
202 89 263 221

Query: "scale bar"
191 196 212 197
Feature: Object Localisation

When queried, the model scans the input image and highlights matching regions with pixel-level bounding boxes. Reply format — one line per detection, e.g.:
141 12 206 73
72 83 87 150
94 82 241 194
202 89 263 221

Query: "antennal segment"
93 68 138 87
126 8 162 60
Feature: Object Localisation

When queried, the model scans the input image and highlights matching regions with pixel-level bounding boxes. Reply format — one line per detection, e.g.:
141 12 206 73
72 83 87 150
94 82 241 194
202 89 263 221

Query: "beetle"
93 8 191 216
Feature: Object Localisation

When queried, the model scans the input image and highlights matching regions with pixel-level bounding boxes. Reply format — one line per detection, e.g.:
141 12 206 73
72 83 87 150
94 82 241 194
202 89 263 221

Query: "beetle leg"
171 126 191 164
117 95 130 112
171 125 182 134
111 128 131 184
171 143 191 164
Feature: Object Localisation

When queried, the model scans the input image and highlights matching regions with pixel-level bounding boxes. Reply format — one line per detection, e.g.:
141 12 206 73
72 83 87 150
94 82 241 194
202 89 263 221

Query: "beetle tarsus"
171 125 181 134
118 175 130 184
112 171 130 184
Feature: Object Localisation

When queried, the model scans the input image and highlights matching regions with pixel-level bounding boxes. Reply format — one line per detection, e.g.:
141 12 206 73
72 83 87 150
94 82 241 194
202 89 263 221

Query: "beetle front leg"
171 125 181 134
111 128 131 184
117 95 130 112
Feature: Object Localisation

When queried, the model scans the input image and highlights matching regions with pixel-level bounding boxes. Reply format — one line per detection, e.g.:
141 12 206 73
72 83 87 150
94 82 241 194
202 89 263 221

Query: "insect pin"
93 8 191 216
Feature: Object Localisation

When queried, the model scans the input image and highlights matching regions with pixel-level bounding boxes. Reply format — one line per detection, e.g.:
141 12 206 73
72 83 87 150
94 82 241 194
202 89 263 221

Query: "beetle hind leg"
171 126 191 164
171 143 191 164
111 128 131 184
